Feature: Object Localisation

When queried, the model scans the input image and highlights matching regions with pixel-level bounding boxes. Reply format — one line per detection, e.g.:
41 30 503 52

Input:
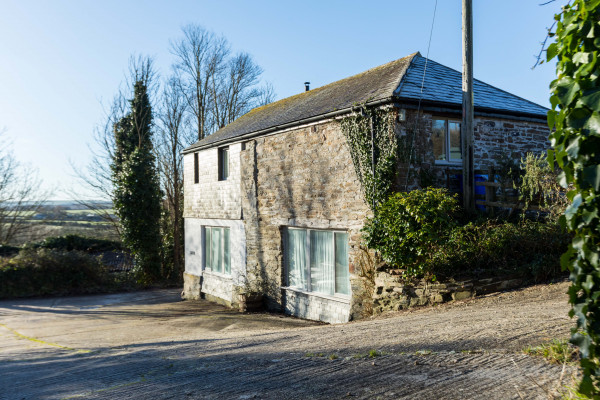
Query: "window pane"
205 227 212 270
310 230 334 295
432 119 446 161
334 233 350 295
219 148 229 180
223 148 229 179
211 228 222 273
224 228 230 274
287 229 307 289
449 121 462 161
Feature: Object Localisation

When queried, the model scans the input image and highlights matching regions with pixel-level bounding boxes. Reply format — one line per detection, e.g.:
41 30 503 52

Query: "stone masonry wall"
372 270 525 314
240 121 371 319
394 110 549 190
283 289 350 324
184 143 243 220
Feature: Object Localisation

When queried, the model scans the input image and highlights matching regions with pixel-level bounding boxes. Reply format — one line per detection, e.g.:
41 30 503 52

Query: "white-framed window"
218 147 229 181
285 228 350 296
204 226 230 274
432 118 461 163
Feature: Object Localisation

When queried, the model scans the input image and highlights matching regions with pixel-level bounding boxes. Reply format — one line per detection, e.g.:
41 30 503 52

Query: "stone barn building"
182 52 549 323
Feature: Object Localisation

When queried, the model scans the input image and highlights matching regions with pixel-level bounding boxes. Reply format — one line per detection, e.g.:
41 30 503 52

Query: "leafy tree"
112 80 162 284
546 0 600 394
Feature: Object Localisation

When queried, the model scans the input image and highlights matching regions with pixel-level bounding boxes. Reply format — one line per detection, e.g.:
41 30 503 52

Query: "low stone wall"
372 270 525 314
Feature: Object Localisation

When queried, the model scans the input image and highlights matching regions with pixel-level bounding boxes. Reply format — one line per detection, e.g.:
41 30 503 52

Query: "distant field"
21 220 112 226
11 211 36 217
8 222 119 245
3 203 119 245
65 209 115 216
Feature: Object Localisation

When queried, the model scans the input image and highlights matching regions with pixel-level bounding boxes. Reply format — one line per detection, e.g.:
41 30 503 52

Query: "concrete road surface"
0 283 574 399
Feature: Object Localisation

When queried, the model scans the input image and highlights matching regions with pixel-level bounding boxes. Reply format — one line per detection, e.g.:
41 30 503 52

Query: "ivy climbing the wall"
339 106 397 210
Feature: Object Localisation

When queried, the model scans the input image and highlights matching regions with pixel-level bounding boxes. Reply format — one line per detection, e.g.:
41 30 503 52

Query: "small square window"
218 147 229 181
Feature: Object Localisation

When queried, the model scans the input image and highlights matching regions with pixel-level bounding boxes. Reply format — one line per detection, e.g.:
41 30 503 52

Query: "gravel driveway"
0 282 574 399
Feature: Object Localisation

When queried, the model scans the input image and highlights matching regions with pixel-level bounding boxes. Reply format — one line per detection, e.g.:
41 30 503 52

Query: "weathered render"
182 52 549 323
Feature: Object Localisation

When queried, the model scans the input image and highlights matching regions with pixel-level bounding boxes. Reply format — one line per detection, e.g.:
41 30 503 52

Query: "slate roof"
184 53 548 152
396 55 549 116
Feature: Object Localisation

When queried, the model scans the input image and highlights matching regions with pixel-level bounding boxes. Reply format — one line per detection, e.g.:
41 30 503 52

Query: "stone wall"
184 143 243 220
283 289 350 324
473 118 549 169
372 270 525 314
240 121 371 318
393 111 549 190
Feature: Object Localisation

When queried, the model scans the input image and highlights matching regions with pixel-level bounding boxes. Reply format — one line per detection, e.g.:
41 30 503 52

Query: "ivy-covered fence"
546 0 600 395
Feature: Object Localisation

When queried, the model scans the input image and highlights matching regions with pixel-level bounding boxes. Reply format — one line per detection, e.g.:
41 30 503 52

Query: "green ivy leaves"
547 0 600 395
340 107 397 211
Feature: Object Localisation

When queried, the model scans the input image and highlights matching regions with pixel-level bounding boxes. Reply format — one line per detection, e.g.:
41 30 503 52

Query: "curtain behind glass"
211 228 223 273
310 230 334 295
335 233 350 294
224 228 230 274
287 229 307 289
205 227 212 271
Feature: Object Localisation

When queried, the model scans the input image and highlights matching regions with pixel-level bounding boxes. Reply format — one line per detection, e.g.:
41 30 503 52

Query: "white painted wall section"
184 218 247 303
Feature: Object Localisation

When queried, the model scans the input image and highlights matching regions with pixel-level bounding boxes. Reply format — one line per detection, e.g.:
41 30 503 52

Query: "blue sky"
0 0 563 200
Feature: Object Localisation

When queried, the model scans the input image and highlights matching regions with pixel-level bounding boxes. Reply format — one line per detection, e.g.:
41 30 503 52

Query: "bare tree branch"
170 24 274 140
532 0 571 68
0 129 49 244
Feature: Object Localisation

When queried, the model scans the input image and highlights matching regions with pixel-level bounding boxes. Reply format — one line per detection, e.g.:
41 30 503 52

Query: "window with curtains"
286 228 350 296
204 226 230 274
432 118 461 163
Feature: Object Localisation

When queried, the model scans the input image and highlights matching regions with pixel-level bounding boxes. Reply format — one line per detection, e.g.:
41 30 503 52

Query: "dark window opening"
194 153 199 184
218 147 229 181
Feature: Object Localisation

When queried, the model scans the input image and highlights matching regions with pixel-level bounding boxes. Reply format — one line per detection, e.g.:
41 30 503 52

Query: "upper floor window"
218 147 229 181
432 118 461 163
194 152 199 184
285 228 350 296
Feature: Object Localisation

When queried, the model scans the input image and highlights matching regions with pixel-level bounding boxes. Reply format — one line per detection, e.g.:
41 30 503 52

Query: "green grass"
304 352 325 358
523 339 579 365
65 209 114 216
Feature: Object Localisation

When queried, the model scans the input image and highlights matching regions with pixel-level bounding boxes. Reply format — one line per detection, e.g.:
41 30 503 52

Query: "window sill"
281 286 351 304
434 161 462 166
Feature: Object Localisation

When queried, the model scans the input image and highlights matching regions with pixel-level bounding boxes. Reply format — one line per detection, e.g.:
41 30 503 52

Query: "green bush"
363 188 570 281
0 249 113 298
27 234 122 252
362 188 460 278
0 244 20 257
429 219 571 281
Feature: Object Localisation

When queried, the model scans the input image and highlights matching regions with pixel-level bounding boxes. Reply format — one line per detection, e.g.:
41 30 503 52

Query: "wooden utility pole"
462 0 475 212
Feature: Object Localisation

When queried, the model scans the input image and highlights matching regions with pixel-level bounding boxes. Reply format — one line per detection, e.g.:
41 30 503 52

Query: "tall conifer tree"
112 80 162 283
